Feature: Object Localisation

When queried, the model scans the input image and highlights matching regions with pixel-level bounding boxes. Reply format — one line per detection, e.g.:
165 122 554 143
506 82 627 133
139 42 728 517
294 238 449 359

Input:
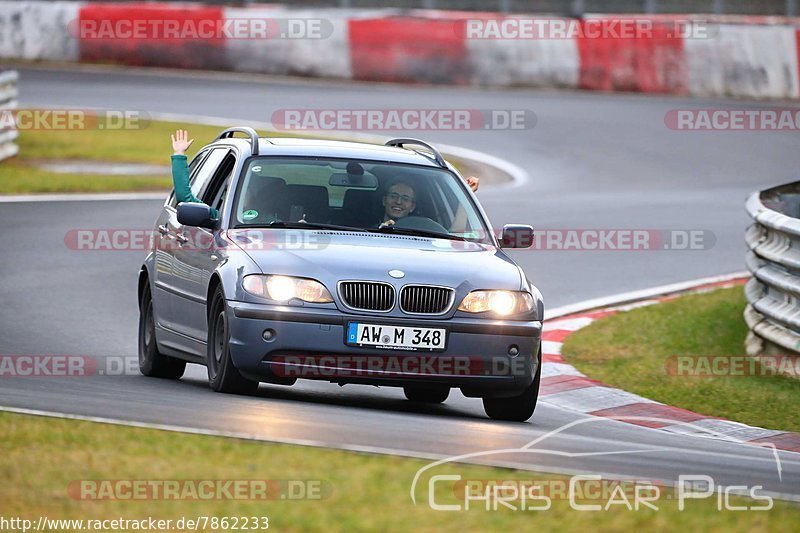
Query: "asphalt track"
1 66 799 498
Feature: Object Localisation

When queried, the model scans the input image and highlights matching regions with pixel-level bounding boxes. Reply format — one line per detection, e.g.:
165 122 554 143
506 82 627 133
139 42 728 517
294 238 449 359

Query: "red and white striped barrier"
541 276 800 453
0 1 798 99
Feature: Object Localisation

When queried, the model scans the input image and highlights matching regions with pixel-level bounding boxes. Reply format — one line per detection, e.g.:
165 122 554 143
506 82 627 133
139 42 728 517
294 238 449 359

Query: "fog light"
508 345 519 357
262 329 276 342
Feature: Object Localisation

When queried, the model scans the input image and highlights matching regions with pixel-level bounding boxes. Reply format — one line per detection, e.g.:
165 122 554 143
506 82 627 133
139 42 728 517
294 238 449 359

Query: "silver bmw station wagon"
138 128 543 421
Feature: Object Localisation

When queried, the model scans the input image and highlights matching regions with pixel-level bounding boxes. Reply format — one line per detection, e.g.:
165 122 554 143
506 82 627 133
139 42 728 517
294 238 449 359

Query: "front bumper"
227 301 542 397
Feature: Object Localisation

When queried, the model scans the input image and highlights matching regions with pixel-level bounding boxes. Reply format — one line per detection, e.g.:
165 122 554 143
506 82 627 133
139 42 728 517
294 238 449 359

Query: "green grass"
561 286 800 432
2 411 797 531
0 118 481 194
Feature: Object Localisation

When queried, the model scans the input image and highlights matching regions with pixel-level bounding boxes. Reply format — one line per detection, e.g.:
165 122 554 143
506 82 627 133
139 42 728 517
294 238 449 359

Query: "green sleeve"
171 155 218 219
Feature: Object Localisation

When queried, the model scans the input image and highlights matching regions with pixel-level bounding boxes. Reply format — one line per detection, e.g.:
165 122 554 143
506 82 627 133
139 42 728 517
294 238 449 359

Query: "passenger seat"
285 184 330 223
341 189 381 227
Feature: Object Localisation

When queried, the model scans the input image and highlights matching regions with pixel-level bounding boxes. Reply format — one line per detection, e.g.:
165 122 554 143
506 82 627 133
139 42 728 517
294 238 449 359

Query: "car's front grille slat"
400 285 454 315
339 281 395 312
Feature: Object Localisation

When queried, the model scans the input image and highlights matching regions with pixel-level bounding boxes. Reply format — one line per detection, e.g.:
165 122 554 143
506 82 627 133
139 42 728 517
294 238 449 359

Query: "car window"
189 149 210 177
190 148 229 201
232 157 491 243
202 152 237 215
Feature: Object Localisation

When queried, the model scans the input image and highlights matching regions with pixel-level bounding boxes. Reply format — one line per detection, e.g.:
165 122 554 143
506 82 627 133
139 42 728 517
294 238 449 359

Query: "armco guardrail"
744 182 800 375
0 70 19 162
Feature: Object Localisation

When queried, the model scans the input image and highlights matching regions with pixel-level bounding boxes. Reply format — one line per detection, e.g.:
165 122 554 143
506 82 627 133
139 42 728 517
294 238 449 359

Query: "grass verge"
0 118 482 194
561 286 799 433
1 411 797 531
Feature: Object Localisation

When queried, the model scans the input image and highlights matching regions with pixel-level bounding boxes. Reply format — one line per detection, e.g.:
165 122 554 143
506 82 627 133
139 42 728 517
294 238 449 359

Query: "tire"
207 286 259 395
138 283 186 379
482 347 541 422
403 386 449 404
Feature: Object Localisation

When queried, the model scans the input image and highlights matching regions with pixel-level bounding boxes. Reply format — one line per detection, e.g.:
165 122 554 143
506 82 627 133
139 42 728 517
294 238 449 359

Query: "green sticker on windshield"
242 209 259 220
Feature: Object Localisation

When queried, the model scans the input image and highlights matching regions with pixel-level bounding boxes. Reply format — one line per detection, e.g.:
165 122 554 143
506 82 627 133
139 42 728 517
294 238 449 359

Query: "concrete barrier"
0 1 799 100
349 15 469 84
225 7 354 79
76 3 228 69
0 1 79 61
465 16 580 87
576 16 688 94
685 24 800 99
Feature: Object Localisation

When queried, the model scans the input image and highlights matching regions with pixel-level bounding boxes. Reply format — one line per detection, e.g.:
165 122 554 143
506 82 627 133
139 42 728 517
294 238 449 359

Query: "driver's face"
383 183 416 220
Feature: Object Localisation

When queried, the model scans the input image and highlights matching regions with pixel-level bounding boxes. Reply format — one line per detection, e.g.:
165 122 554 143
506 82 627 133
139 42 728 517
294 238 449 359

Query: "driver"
379 181 416 228
378 176 479 230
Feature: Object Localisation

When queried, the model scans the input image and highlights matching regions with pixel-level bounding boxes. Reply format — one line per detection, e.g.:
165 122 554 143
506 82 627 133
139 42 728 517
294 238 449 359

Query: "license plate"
346 322 447 352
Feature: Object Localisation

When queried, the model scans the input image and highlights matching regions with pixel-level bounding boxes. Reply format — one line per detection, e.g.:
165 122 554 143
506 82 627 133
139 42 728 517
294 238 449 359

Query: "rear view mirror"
177 203 216 229
500 224 534 248
329 172 378 188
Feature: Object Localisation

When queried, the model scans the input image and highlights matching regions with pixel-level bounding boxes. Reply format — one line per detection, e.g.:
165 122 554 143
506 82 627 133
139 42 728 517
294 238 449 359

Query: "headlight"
243 275 333 303
458 290 534 316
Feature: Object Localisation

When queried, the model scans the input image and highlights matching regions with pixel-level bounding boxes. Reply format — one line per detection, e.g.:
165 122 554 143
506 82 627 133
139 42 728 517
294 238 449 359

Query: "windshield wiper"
369 225 468 242
264 221 369 232
237 221 470 242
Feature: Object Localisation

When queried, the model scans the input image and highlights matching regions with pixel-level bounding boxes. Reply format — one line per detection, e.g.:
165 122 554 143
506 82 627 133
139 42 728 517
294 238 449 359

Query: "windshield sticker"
242 209 259 220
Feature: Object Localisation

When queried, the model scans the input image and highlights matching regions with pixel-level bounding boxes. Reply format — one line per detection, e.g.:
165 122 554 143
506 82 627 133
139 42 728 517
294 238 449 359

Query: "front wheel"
138 283 186 379
207 286 259 395
482 347 541 422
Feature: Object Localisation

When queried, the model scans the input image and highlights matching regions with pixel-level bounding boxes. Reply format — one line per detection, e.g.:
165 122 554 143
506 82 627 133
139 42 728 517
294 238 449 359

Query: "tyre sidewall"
207 287 228 389
138 284 157 375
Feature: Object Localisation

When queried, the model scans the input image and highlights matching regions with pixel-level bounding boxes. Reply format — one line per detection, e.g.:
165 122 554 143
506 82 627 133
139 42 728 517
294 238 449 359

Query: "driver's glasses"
386 192 414 204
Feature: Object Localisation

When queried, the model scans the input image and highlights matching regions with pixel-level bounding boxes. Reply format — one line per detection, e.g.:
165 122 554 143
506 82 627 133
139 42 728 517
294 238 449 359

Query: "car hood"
227 229 524 291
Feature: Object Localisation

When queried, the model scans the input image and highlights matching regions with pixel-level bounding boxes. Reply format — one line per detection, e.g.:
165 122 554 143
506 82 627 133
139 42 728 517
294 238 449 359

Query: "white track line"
3 406 798 503
548 271 748 319
0 405 683 486
0 192 167 203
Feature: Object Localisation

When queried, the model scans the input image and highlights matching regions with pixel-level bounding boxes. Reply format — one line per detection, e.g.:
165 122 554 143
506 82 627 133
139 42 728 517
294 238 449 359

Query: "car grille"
400 285 454 315
339 281 395 312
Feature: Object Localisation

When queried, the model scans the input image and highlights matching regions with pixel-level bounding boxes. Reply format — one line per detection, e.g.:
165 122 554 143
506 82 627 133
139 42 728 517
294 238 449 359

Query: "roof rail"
385 138 446 168
216 127 260 156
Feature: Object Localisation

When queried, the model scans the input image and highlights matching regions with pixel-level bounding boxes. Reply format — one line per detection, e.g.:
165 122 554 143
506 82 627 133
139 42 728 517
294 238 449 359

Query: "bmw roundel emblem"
389 269 405 279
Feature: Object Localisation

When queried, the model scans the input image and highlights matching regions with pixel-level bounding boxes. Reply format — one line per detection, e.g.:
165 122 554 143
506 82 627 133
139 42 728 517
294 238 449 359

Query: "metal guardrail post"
744 182 800 379
0 70 19 163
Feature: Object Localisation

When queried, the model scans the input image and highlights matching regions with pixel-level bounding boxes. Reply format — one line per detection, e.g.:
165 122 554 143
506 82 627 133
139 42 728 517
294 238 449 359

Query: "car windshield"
231 157 492 244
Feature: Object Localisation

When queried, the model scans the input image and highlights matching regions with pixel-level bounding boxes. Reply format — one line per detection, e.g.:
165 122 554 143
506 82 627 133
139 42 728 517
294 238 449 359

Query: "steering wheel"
393 215 449 234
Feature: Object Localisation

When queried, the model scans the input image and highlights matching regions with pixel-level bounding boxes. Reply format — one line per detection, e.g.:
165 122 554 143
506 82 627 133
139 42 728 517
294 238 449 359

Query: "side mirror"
500 224 534 248
177 203 216 229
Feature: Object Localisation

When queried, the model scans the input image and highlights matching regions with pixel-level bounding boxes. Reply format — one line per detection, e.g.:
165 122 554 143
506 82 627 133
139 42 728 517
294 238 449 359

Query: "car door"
151 148 210 330
170 148 236 344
